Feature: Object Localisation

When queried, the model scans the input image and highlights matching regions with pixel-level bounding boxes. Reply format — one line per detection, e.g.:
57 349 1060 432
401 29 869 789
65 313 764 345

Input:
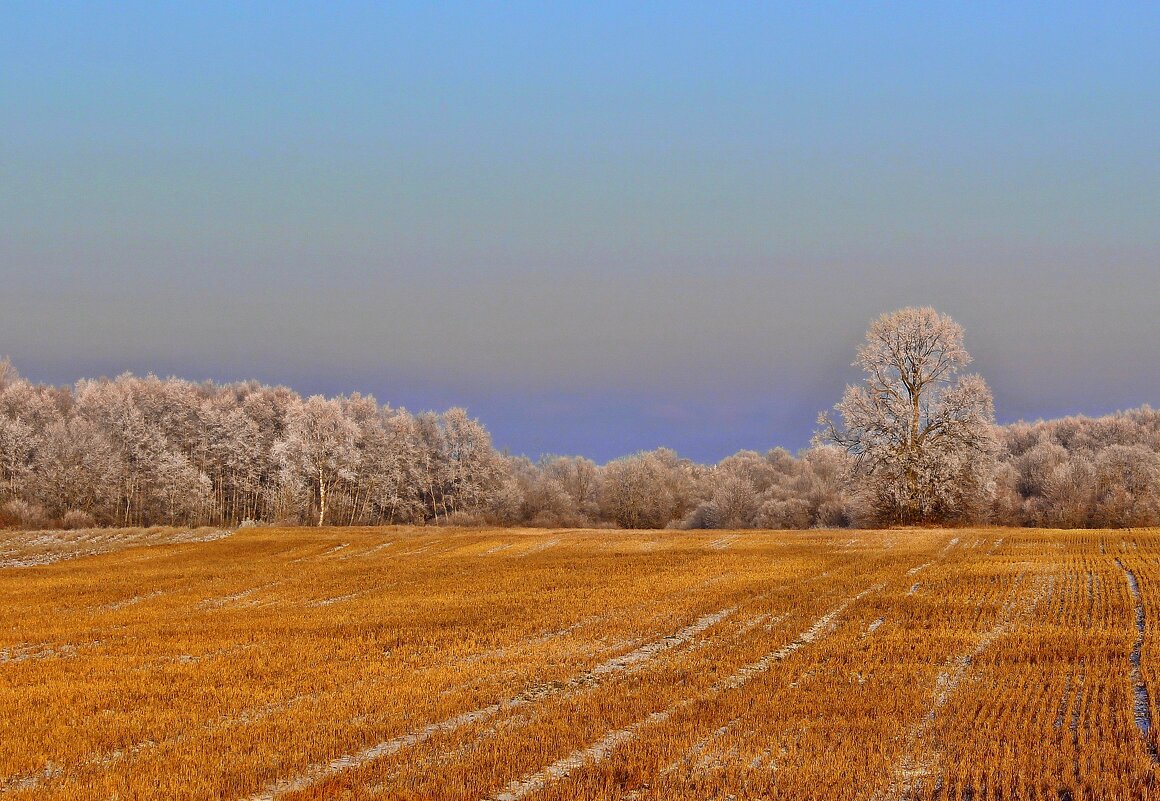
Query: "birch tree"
374 408 428 523
34 417 121 521
439 407 504 518
274 395 360 526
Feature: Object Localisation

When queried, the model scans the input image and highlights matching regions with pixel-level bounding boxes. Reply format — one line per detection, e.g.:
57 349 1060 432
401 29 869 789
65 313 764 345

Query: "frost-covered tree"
1090 445 1160 527
34 417 120 521
599 448 699 529
818 307 997 525
680 447 858 530
2 349 1158 531
0 377 62 504
274 395 360 526
375 408 429 523
439 407 505 518
0 415 38 502
542 455 600 520
993 407 1160 527
599 452 675 529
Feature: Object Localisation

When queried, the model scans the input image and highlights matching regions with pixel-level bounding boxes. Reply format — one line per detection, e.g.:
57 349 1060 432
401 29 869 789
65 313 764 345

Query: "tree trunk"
910 389 921 448
317 467 327 527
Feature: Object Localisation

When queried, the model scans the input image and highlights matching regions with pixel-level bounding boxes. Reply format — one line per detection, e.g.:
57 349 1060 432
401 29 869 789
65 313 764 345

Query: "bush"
3 499 46 529
439 510 489 527
61 509 97 530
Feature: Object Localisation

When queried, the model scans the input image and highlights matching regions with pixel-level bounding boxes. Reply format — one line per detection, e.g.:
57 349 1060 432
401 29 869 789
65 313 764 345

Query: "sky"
2 3 1158 463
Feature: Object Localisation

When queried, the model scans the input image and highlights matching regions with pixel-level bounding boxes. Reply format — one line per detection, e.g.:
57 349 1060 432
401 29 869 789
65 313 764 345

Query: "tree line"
0 309 1157 530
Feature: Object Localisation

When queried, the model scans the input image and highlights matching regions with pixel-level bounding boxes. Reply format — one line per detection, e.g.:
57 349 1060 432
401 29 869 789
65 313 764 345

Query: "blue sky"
2 3 1158 461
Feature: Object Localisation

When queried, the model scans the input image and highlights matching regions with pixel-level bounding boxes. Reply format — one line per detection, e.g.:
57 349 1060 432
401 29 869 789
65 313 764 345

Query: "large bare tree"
817 307 997 524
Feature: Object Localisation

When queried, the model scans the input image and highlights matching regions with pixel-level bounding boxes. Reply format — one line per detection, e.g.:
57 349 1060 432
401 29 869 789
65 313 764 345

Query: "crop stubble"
1 526 1158 799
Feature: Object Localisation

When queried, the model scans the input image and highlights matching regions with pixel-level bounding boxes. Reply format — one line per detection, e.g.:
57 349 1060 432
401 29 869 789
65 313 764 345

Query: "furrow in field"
882 570 1053 801
0 761 60 795
0 528 233 570
485 584 881 801
240 606 736 801
28 559 755 789
0 642 82 664
516 539 559 557
491 709 679 801
95 589 165 612
1116 558 1159 764
305 590 368 608
239 550 866 800
312 606 799 795
448 570 745 671
717 584 881 691
198 581 283 610
339 540 394 559
707 536 739 551
1068 663 1086 744
938 537 960 557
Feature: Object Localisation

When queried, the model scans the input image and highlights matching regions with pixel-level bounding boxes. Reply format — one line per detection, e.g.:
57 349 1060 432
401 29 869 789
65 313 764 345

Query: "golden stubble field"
2 525 1158 800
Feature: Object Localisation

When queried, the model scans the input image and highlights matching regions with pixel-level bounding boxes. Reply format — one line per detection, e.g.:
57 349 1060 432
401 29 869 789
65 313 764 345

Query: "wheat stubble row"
1 526 1157 800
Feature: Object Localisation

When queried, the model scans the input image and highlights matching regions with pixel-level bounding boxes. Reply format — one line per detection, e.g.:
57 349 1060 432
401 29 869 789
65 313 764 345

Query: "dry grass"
2 525 1159 799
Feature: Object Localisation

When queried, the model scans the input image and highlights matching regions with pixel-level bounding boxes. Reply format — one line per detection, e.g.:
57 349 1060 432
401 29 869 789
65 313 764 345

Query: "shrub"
3 499 46 529
61 509 97 530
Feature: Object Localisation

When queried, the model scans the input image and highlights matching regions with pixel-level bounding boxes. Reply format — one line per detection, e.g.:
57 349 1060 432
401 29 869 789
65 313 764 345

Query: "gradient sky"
2 3 1158 462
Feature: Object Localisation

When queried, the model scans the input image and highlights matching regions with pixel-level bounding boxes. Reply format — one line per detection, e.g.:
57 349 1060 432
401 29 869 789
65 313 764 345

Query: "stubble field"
2 525 1159 800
